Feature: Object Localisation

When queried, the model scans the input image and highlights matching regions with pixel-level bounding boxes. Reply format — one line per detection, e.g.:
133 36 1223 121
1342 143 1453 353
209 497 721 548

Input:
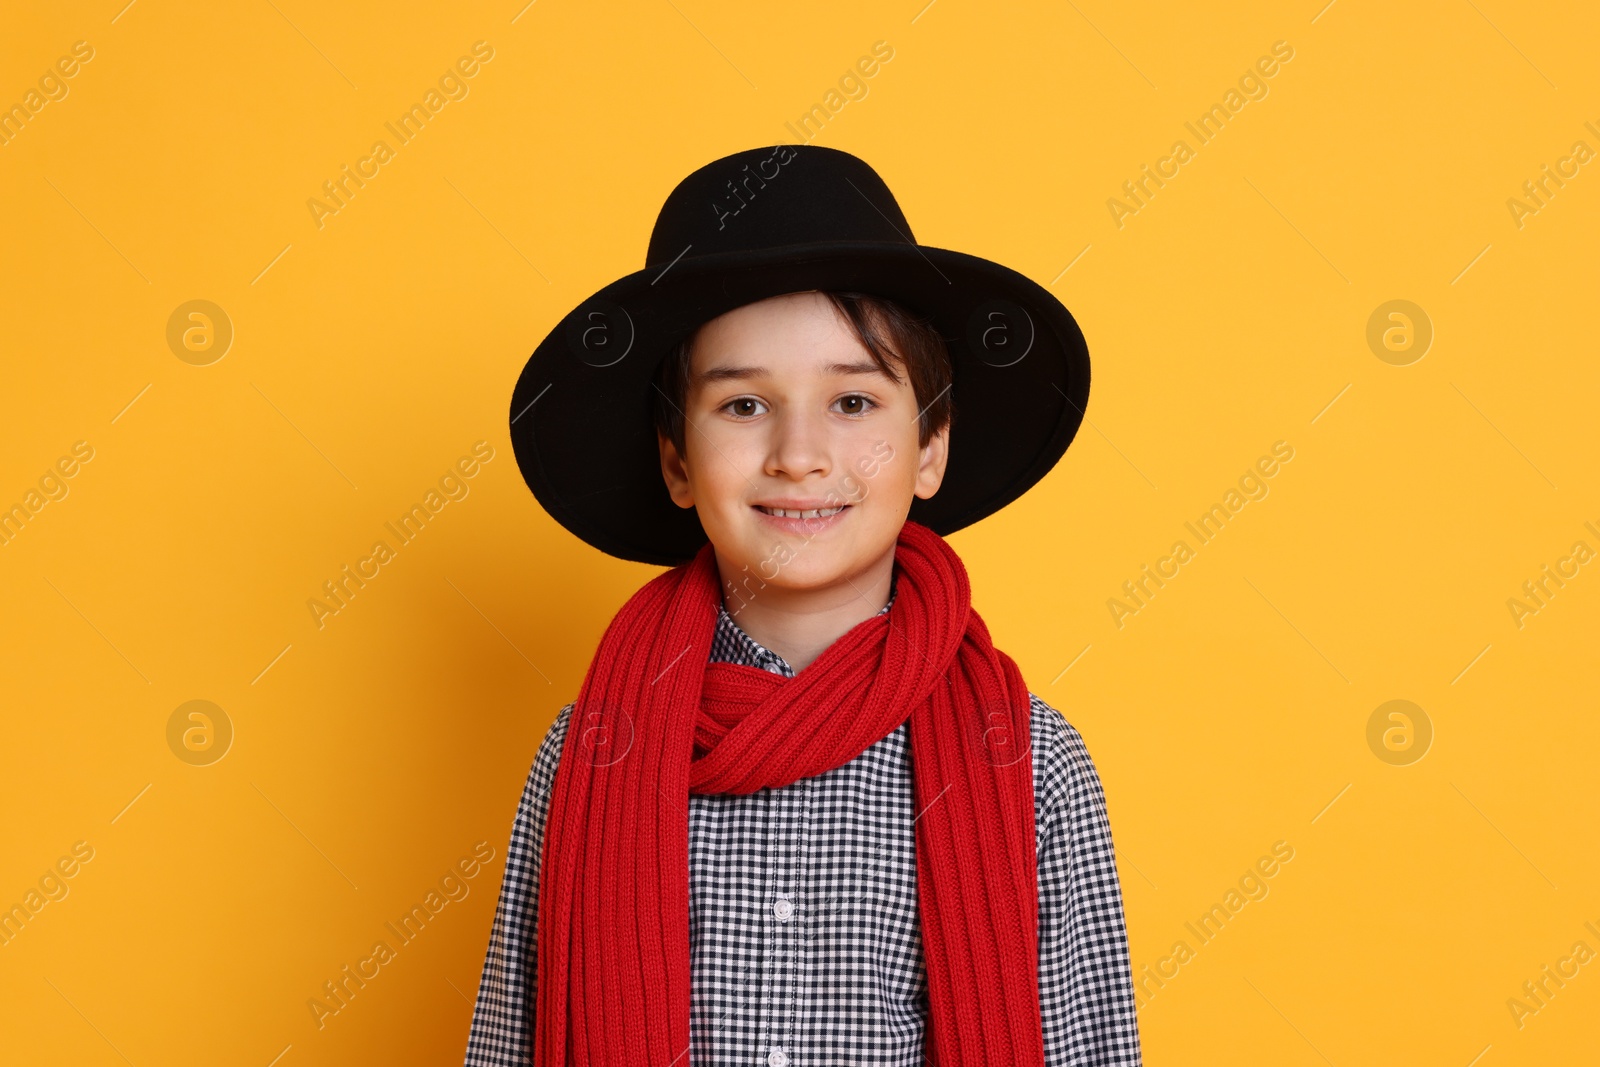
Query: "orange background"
2 1 1597 1063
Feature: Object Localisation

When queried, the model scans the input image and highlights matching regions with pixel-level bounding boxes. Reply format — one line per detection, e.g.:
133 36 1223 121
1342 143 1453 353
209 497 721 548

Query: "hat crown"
645 145 916 269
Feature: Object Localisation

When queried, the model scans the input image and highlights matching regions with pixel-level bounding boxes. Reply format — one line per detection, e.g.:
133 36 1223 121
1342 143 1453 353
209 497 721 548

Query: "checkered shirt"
466 586 1142 1066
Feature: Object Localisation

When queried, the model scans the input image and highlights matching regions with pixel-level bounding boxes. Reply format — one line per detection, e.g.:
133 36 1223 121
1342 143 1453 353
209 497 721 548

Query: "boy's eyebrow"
693 364 764 386
693 360 892 386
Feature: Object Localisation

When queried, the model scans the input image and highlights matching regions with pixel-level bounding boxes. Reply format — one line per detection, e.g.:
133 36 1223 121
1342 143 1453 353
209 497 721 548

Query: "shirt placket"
755 770 814 1067
752 648 806 1067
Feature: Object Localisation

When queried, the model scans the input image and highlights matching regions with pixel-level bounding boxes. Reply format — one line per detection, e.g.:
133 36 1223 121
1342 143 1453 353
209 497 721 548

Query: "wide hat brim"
510 155 1090 567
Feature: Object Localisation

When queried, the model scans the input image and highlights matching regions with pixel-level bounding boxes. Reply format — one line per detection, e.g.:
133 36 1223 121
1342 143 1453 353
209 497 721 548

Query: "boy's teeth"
761 505 845 519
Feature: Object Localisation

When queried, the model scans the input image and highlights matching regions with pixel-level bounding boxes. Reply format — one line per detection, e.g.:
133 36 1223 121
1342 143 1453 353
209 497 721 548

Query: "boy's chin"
714 538 890 594
756 558 860 590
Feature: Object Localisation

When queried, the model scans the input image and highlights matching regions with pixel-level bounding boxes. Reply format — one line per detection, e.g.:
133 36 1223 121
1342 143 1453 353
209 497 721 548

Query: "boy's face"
658 291 949 598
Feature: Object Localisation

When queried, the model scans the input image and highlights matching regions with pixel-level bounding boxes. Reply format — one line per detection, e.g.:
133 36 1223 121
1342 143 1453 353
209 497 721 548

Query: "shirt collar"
712 571 898 679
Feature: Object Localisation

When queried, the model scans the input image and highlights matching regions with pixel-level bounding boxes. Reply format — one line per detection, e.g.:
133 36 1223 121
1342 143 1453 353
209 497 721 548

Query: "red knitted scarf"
535 520 1044 1066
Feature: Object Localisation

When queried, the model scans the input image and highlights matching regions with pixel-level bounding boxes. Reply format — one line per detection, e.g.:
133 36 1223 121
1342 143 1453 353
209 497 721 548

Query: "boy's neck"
716 548 896 673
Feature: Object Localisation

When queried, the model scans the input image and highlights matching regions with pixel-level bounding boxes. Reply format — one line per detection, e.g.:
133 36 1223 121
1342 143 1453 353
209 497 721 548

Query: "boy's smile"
657 290 949 667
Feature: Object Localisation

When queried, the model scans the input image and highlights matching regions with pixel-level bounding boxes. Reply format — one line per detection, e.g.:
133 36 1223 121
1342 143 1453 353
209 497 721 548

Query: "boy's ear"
658 432 695 509
912 423 950 501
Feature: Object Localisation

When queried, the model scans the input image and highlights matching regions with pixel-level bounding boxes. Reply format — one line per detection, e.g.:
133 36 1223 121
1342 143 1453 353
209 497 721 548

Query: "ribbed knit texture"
534 520 1044 1066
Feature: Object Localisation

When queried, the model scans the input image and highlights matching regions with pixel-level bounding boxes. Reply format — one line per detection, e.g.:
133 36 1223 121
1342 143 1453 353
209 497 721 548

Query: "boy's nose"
765 411 831 478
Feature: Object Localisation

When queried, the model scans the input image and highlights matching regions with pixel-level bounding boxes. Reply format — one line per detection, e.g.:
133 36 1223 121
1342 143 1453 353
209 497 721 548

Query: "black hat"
509 144 1090 566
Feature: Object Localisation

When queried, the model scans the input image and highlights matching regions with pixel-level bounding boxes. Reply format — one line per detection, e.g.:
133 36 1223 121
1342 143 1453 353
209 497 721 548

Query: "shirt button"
773 896 794 921
768 1049 789 1067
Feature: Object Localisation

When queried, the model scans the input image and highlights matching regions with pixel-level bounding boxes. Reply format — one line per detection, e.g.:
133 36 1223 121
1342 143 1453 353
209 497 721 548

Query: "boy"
470 145 1141 1066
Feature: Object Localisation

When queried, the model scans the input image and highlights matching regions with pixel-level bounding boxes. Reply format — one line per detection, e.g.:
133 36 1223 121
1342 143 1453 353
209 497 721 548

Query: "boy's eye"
722 397 767 417
834 394 875 416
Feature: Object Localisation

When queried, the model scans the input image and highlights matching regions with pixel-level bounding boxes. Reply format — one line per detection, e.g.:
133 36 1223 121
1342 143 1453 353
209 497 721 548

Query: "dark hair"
651 290 953 461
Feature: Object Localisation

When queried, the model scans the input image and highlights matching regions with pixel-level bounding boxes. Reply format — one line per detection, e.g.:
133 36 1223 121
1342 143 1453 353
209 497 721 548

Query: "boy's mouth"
754 504 849 519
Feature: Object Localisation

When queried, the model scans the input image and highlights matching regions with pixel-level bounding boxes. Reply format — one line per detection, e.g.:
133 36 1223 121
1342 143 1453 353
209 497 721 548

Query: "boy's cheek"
857 441 894 479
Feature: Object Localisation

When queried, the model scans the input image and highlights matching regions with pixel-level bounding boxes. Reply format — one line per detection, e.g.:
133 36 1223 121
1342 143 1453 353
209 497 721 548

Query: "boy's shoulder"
512 703 574 814
1028 692 1114 840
